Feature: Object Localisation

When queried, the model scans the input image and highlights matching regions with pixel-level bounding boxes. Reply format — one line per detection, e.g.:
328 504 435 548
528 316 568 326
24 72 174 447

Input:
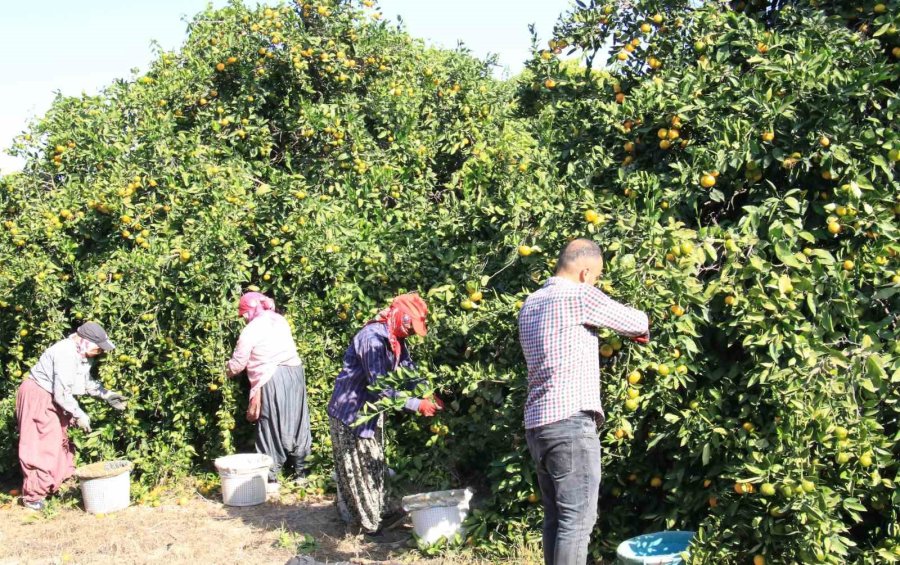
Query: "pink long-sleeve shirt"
226 311 302 399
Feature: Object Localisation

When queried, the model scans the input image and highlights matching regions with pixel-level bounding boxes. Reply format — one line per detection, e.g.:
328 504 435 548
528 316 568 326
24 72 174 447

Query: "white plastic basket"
75 460 132 514
214 453 273 507
401 488 473 545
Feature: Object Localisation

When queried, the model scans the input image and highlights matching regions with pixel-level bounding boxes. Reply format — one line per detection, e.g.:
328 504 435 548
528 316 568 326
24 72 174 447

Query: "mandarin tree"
0 0 554 511
520 0 900 561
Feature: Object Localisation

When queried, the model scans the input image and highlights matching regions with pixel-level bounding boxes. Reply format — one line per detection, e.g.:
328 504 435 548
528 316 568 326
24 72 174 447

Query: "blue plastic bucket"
616 530 696 565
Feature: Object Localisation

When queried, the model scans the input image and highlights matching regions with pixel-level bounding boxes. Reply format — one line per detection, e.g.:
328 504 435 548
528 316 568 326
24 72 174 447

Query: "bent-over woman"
16 322 126 510
327 292 443 533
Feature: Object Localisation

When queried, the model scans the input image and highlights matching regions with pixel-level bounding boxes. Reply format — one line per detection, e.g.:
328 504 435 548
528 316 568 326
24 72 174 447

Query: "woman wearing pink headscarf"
226 292 310 492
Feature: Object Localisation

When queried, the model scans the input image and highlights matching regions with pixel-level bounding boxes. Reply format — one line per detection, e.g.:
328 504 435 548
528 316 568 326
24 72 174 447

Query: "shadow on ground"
223 489 416 565
0 485 422 565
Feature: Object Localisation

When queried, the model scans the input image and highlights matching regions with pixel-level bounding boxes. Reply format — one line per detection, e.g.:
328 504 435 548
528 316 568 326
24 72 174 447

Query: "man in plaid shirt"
519 238 649 565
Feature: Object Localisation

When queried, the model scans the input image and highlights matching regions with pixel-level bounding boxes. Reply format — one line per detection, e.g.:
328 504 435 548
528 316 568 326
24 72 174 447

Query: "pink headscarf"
238 292 275 322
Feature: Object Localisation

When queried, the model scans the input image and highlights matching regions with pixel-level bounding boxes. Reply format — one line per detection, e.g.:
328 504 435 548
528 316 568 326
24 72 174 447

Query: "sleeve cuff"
404 398 421 413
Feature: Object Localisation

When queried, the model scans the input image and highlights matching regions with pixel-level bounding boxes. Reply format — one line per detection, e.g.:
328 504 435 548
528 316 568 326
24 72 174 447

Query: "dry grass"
0 485 543 565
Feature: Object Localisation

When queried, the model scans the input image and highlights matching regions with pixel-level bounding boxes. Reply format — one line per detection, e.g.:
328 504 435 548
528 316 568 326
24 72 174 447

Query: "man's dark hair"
555 238 603 274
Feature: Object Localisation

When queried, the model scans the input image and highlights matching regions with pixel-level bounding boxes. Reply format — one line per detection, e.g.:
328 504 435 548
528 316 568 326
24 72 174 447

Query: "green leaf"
750 256 767 271
873 287 899 300
873 23 893 37
647 433 667 449
776 244 804 269
744 464 766 475
866 354 887 381
811 249 835 265
872 154 891 176
427 284 453 297
842 498 867 512
832 146 851 163
784 196 800 214
859 378 878 393
778 274 793 294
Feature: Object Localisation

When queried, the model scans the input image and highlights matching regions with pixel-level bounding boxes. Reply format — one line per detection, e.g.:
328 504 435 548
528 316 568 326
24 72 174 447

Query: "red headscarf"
238 292 275 322
368 293 429 368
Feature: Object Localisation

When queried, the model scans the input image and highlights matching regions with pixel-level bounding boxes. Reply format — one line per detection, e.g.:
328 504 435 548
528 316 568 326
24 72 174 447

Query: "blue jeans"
526 412 602 565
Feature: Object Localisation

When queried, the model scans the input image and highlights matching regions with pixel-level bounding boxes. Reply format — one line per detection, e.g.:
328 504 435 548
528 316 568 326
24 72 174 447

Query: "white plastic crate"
214 453 272 507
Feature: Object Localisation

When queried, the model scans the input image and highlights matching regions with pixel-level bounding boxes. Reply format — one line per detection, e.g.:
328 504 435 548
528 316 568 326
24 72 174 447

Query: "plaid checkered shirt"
518 276 650 429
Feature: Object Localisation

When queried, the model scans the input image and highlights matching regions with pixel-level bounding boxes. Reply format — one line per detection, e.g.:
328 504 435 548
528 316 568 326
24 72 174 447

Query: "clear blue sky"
0 0 571 173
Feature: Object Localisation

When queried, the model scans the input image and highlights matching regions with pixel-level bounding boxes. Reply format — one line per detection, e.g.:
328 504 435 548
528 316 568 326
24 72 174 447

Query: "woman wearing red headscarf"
327 292 443 534
226 292 310 492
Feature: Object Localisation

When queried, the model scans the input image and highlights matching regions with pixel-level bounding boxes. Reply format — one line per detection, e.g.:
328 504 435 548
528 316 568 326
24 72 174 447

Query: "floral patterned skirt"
329 415 385 533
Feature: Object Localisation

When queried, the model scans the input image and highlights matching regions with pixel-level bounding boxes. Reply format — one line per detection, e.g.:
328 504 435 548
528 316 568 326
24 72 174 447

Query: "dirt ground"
0 486 540 565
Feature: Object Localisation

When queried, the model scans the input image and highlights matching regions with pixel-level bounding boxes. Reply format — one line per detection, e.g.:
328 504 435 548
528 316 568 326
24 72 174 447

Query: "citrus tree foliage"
0 0 553 513
518 0 900 562
1 0 899 562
